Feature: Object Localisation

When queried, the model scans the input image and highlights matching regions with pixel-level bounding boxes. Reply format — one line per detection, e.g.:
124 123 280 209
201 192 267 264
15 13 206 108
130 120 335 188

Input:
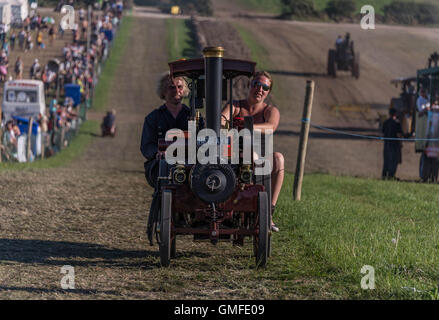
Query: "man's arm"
140 114 158 160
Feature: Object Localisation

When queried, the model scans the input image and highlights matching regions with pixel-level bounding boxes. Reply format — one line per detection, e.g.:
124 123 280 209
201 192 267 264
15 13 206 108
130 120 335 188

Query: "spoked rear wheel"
256 191 270 268
160 190 172 267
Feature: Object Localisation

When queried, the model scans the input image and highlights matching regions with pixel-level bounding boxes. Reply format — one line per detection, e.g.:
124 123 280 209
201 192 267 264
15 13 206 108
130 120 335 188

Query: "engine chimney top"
203 46 224 58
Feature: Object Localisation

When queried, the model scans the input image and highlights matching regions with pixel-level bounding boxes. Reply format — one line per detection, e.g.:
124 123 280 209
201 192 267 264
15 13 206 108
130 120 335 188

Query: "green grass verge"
273 173 439 299
166 18 198 61
0 120 100 170
92 15 133 112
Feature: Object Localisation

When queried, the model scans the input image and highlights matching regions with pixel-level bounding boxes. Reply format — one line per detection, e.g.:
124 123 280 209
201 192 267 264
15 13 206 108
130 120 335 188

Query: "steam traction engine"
153 47 272 267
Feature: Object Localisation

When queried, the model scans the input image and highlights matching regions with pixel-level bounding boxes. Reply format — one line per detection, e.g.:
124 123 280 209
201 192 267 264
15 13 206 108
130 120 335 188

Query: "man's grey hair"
156 71 189 100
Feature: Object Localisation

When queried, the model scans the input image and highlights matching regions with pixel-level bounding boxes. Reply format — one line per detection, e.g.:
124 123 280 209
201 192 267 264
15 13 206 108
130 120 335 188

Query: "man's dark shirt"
140 104 191 161
383 117 403 149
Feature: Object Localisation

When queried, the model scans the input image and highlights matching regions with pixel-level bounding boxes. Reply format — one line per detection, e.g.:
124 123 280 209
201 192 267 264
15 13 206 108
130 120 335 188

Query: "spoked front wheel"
160 189 172 267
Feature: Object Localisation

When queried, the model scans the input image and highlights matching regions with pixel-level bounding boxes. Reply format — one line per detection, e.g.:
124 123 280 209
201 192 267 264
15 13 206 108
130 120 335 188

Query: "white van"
2 79 45 121
2 80 45 161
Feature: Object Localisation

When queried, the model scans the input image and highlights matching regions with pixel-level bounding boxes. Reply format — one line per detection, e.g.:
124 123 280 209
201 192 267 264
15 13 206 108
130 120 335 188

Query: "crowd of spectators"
0 1 124 161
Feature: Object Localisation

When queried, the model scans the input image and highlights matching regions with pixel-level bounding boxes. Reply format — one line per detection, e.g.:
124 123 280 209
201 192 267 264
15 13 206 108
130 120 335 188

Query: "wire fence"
308 121 439 142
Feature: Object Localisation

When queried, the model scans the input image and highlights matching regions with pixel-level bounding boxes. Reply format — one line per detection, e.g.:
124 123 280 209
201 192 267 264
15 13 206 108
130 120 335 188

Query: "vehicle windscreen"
6 89 38 103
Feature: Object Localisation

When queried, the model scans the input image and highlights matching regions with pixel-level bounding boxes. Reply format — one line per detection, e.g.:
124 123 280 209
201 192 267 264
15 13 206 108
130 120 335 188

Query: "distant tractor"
327 33 359 79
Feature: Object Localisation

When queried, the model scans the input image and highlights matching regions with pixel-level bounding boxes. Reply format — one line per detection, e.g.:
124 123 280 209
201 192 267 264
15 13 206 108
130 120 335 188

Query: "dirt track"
1 4 439 299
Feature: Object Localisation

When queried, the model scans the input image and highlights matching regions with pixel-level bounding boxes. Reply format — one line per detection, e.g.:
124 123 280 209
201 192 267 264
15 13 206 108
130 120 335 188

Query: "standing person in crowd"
221 71 283 232
58 21 65 39
81 18 88 40
24 16 31 32
0 23 5 43
30 59 40 79
36 29 44 49
48 25 55 46
382 108 403 180
2 39 9 56
9 31 16 51
79 7 86 21
14 57 23 79
74 26 80 44
18 29 26 51
2 120 18 160
26 33 33 51
0 50 8 82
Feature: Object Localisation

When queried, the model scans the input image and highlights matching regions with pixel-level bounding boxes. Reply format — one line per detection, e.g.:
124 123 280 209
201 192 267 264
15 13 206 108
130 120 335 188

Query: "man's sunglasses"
251 80 270 92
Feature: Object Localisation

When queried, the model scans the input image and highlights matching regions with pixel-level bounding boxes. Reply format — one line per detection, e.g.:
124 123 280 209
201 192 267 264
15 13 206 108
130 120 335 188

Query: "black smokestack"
203 46 224 136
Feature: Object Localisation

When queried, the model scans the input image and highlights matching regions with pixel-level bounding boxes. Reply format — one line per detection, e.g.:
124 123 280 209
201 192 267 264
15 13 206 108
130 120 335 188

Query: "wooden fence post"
293 80 315 201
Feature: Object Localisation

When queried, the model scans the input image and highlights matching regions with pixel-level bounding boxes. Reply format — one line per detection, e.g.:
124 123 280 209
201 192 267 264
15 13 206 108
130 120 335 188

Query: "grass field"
275 173 439 299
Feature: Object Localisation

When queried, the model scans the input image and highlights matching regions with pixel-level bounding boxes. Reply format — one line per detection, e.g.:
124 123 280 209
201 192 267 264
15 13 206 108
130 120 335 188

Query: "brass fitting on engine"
240 164 252 184
173 164 187 184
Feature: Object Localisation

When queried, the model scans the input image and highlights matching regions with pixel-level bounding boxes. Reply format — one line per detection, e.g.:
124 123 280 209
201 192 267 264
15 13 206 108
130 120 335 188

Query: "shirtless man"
221 71 284 232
